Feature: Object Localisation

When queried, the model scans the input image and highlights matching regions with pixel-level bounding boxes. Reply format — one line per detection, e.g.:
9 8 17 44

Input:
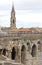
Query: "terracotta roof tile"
18 28 31 32
10 28 31 32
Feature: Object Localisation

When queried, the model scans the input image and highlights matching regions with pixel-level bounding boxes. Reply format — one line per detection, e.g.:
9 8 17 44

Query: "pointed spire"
10 1 16 28
12 1 14 12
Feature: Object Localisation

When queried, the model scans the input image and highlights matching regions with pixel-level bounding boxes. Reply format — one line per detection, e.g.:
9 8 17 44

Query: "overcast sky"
0 0 42 28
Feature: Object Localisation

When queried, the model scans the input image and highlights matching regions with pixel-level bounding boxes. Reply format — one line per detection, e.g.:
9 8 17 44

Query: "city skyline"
0 0 42 28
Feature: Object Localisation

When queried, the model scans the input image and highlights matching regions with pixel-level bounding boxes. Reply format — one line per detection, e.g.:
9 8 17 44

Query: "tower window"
13 20 14 24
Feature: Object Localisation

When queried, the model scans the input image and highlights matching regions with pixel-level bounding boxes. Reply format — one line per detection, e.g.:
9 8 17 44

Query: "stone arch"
31 44 37 57
11 47 16 60
21 45 26 64
37 41 42 52
3 48 6 56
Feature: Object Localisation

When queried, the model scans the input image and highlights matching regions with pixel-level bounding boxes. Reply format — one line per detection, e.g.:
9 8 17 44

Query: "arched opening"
31 44 37 57
21 45 26 64
37 41 41 52
13 19 14 24
11 47 16 60
3 48 6 56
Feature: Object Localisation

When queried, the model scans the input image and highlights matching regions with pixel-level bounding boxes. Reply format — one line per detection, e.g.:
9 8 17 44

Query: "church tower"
10 3 16 29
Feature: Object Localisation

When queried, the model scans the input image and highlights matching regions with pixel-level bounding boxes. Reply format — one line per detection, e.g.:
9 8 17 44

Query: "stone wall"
0 32 42 65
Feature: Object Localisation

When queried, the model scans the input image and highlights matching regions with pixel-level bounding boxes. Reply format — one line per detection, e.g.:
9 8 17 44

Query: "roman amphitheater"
0 3 42 65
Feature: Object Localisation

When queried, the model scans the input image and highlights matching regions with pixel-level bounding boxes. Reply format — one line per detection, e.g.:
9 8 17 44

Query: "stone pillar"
16 46 21 62
25 51 32 65
8 50 11 59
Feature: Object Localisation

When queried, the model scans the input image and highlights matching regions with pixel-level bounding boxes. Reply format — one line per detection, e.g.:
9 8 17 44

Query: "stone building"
0 3 42 65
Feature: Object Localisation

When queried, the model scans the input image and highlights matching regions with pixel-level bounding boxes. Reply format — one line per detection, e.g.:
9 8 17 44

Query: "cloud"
16 11 42 23
0 0 42 10
16 10 42 28
14 0 42 10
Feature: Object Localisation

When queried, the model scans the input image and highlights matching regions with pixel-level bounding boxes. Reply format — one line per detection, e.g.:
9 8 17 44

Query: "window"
13 20 14 24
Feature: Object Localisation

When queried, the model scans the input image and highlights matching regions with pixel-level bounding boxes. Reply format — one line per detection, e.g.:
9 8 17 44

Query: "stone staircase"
37 52 42 65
